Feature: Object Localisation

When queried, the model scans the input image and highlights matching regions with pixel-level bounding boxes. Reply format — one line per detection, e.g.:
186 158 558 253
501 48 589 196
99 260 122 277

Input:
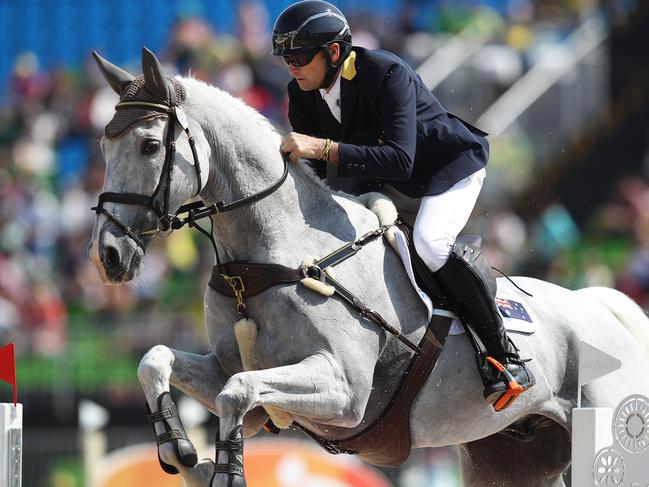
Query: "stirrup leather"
485 356 525 411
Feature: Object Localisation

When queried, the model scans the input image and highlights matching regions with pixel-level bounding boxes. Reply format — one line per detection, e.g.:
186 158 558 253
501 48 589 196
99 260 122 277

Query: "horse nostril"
104 245 120 268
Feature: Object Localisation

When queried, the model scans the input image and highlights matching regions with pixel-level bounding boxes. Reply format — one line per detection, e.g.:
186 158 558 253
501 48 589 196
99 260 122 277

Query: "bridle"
92 98 289 252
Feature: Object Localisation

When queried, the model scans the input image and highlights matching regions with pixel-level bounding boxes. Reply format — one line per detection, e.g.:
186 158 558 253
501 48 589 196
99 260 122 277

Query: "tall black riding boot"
434 250 535 411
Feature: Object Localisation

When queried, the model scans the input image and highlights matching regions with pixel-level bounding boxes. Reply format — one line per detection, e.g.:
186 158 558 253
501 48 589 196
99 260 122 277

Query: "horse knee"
215 373 255 417
329 401 364 428
317 379 364 427
315 354 366 427
138 345 174 384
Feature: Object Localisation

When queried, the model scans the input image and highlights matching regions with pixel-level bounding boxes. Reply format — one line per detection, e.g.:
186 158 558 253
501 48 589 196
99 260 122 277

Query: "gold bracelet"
324 138 332 161
318 138 332 161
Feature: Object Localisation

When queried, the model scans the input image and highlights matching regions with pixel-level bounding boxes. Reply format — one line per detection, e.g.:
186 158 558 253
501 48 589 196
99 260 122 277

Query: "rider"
273 0 534 411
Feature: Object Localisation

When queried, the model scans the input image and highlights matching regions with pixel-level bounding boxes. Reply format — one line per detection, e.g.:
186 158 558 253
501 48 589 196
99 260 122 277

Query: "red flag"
0 343 17 405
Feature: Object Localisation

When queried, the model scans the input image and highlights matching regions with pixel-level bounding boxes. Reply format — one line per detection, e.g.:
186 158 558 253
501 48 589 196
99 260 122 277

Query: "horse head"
88 48 209 284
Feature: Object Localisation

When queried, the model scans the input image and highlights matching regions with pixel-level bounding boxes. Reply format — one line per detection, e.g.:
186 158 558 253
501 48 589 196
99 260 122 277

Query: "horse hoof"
158 453 180 475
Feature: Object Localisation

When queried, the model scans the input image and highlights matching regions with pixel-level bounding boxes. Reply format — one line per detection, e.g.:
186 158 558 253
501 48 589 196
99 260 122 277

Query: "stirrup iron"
485 356 525 411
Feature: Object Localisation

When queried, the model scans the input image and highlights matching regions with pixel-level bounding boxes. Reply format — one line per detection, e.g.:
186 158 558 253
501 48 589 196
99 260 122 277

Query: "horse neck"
192 89 340 262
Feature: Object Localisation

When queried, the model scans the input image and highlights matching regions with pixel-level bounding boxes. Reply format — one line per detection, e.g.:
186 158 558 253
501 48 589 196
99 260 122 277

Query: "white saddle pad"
392 227 536 337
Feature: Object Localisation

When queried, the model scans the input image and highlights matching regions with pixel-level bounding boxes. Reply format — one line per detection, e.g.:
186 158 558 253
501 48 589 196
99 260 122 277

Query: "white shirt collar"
319 71 341 101
319 72 342 123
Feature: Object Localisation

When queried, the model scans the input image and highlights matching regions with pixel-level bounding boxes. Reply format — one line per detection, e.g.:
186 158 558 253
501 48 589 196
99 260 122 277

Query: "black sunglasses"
282 48 321 68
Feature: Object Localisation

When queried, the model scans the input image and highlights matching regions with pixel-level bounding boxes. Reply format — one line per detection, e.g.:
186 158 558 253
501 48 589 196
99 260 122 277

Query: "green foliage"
16 315 140 393
46 458 83 487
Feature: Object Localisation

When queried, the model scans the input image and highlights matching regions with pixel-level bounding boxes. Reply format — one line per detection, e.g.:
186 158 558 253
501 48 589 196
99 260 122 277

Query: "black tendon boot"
434 247 535 411
213 416 246 487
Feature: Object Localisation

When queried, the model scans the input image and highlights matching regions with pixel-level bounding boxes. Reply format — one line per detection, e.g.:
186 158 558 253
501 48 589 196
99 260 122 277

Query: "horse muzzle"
91 222 144 284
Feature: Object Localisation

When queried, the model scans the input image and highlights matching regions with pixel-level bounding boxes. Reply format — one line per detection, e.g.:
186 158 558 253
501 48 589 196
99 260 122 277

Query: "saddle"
394 222 495 309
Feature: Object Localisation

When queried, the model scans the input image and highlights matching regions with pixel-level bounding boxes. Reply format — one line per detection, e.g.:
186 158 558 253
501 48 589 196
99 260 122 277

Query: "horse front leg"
138 345 232 485
211 351 364 487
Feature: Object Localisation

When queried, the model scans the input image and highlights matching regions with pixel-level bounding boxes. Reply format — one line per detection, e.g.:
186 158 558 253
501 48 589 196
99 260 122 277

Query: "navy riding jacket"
287 47 489 197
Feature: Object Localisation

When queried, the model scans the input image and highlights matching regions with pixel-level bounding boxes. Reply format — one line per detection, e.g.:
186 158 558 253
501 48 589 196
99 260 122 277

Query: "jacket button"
360 164 366 170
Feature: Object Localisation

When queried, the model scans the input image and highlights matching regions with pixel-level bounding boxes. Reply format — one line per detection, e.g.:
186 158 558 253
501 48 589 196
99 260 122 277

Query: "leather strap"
310 268 422 355
148 407 174 424
314 224 392 269
214 437 243 451
302 312 453 467
156 430 185 446
208 262 306 297
207 223 417 353
165 153 291 229
213 464 243 475
216 154 289 213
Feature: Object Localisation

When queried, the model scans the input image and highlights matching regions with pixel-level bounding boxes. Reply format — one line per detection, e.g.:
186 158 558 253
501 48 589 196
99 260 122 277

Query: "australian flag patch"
495 297 533 323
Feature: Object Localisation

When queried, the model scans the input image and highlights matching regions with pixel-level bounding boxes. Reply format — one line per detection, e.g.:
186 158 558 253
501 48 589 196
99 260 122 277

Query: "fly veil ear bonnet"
93 47 187 137
91 47 201 250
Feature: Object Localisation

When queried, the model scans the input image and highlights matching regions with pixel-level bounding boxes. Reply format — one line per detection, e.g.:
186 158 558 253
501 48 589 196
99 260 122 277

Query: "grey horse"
88 48 649 487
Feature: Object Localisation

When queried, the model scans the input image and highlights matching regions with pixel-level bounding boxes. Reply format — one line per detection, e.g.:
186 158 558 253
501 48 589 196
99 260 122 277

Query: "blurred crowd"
0 0 647 369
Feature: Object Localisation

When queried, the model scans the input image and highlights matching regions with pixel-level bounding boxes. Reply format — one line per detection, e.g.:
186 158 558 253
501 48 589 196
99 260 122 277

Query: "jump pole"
0 403 22 487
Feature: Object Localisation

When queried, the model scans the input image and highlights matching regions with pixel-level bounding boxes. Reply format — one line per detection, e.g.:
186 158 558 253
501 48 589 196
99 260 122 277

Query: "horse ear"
92 51 135 95
141 47 171 103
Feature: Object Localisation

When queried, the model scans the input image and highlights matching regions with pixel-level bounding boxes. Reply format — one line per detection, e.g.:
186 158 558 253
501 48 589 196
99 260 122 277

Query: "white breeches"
413 168 486 272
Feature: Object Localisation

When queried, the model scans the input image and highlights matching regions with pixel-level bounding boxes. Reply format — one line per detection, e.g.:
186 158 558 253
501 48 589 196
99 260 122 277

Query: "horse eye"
142 139 160 156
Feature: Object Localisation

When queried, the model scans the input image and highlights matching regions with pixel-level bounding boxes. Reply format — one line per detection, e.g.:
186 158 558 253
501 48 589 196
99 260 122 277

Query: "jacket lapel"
340 51 358 139
314 94 341 136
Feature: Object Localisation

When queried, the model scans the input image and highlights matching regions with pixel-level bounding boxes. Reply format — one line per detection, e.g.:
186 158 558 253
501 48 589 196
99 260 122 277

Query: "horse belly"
408 335 520 448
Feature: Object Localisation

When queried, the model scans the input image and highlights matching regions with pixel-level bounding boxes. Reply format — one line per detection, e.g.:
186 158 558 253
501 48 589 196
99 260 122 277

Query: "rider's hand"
281 133 327 162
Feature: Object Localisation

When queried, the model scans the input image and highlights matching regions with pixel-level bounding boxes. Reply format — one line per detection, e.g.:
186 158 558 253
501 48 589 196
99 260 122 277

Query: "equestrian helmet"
271 0 352 57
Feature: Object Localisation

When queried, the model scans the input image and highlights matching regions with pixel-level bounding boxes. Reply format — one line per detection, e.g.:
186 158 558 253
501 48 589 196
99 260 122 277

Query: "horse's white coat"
90 73 649 487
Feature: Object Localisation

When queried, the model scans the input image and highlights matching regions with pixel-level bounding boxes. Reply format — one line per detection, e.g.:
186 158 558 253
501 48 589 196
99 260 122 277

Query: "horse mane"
179 76 279 142
176 75 332 193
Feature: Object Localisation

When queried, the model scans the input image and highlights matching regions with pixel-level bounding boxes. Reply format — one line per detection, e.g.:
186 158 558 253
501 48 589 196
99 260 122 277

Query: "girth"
300 311 453 467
